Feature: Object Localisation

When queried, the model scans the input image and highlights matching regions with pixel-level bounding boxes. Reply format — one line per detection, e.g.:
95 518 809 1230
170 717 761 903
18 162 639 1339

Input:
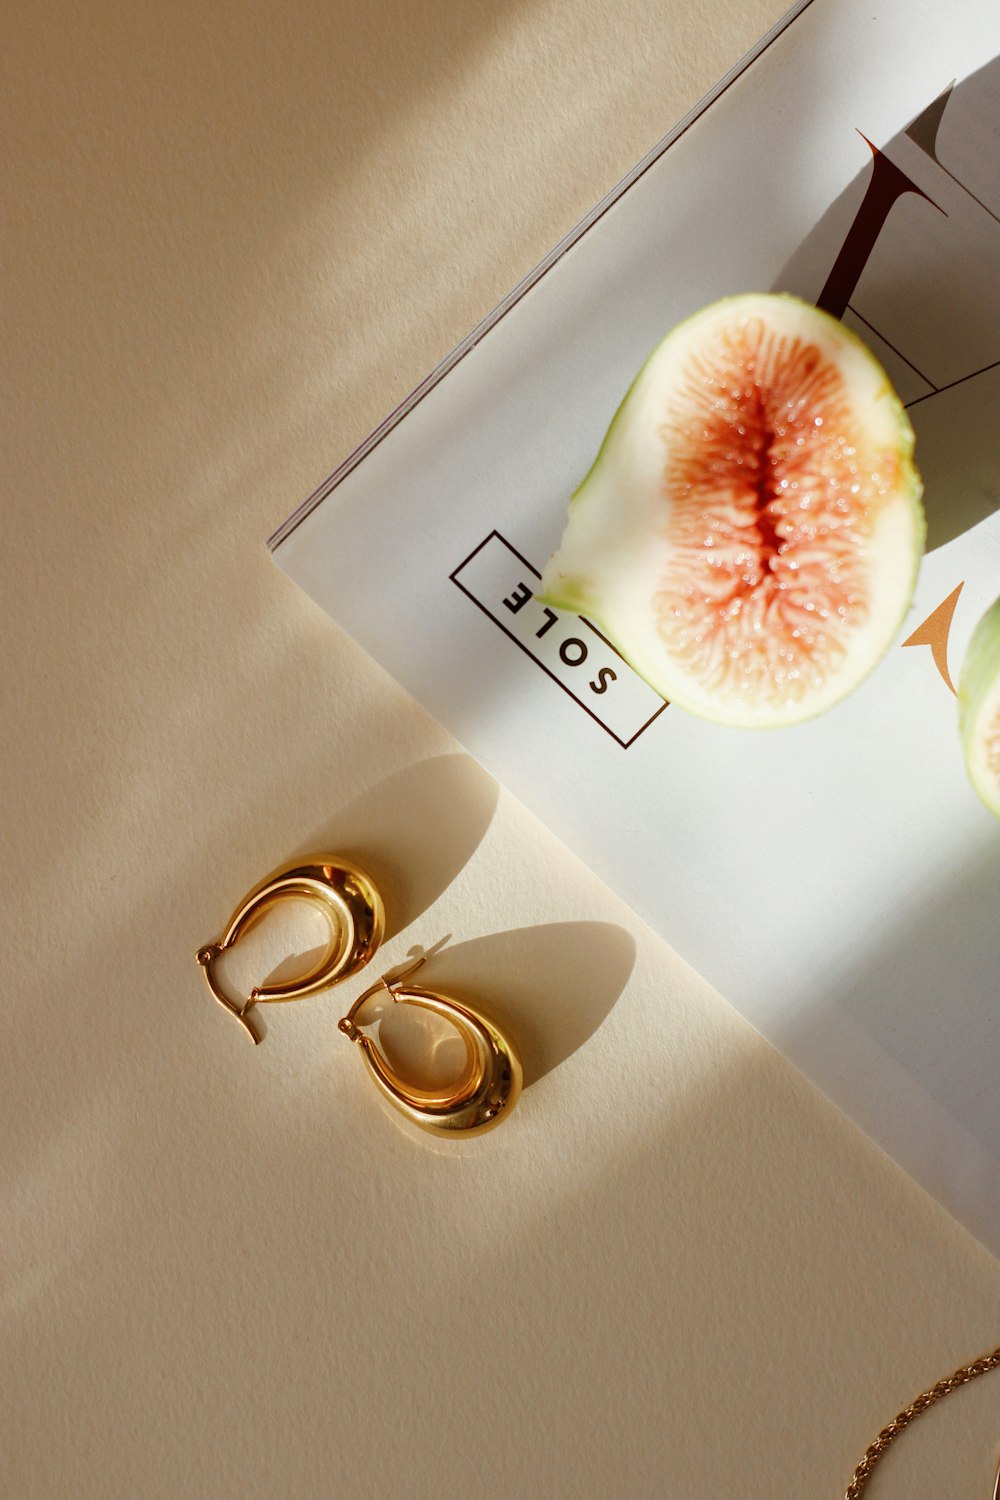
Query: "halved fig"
959 594 1000 819
539 294 925 728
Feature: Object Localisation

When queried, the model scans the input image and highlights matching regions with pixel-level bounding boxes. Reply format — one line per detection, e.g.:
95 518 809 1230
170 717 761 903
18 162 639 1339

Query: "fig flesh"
539 294 925 728
959 594 1000 819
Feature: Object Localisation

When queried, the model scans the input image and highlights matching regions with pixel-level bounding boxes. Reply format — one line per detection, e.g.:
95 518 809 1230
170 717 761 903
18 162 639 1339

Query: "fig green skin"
537 292 926 728
958 594 1000 819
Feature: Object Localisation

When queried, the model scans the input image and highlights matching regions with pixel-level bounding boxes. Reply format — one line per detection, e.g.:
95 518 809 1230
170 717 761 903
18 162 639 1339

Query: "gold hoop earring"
196 857 384 1044
338 957 522 1136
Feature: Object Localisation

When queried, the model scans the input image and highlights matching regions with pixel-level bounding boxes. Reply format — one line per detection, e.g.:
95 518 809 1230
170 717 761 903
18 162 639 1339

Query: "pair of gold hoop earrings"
195 857 522 1137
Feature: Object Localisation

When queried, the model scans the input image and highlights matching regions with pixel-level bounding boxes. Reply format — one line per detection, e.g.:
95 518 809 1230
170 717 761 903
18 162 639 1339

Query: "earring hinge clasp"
338 954 428 1041
197 945 263 1044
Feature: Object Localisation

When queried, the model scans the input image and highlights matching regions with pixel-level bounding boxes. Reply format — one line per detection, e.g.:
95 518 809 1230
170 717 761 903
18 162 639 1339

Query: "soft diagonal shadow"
774 56 1000 553
373 921 636 1089
781 833 1000 1255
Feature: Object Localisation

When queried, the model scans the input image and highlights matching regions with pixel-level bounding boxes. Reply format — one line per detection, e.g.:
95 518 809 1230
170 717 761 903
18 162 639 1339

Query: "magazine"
270 0 1000 1257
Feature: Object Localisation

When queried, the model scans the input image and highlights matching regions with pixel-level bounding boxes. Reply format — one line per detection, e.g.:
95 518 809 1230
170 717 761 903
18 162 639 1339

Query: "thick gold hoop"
197 857 384 1043
338 957 522 1136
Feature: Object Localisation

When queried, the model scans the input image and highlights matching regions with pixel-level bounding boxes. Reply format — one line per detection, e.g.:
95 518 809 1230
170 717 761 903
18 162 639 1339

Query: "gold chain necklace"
845 1347 1000 1497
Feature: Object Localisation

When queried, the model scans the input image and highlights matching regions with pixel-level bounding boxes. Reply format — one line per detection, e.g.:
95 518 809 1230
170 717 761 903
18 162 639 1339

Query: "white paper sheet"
270 0 1000 1257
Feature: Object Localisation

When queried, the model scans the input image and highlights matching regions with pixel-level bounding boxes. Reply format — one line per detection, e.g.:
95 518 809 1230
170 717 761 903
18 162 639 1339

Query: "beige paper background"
5 1 1000 1495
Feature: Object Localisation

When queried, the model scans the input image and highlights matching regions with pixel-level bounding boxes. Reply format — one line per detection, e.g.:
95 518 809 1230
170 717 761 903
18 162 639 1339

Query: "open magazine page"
271 0 1000 1256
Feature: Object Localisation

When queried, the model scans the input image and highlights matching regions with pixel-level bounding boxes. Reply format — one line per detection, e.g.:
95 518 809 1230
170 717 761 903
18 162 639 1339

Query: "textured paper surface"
5 2 1000 1497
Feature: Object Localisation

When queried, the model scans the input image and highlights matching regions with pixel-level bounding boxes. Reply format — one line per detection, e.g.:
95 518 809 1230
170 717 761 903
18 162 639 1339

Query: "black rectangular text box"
451 532 667 748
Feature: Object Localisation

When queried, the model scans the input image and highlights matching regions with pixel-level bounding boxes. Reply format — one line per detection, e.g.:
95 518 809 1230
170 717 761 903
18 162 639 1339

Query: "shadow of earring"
374 921 636 1090
291 752 500 943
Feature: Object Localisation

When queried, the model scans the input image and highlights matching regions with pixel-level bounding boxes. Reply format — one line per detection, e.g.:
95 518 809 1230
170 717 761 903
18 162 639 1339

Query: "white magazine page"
271 0 1000 1256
